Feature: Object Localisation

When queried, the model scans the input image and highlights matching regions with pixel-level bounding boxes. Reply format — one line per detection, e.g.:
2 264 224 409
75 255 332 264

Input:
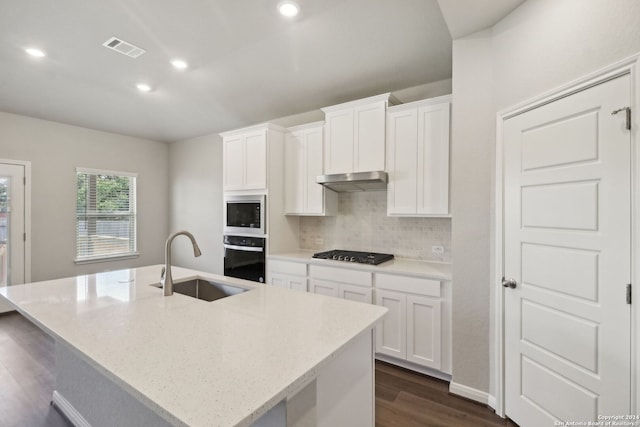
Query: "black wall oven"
223 235 265 283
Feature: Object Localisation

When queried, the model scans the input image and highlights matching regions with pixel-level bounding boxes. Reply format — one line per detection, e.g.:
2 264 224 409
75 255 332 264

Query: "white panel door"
417 103 450 215
309 279 339 297
387 108 418 215
340 283 372 304
375 289 406 359
324 111 354 174
270 273 287 288
504 74 631 426
288 276 307 292
305 127 324 214
223 135 244 190
243 131 267 190
354 102 386 172
284 131 304 214
406 295 441 369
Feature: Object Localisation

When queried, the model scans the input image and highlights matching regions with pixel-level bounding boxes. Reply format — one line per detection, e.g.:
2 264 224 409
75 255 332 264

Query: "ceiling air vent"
102 37 146 58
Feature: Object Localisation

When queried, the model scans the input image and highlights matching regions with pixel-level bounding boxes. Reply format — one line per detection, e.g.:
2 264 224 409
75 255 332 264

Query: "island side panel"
54 342 177 427
315 330 374 427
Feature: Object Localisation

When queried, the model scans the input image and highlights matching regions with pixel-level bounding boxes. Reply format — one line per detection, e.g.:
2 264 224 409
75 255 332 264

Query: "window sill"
74 253 140 265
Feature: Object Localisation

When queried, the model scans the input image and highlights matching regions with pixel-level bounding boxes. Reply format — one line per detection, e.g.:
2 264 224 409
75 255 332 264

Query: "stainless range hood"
316 171 388 192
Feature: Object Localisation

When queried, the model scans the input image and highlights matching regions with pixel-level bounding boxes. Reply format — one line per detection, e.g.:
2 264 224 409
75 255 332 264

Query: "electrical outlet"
315 238 324 245
431 245 444 254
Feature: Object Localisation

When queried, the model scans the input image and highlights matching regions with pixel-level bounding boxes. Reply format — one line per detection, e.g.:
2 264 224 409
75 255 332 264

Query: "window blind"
76 168 137 262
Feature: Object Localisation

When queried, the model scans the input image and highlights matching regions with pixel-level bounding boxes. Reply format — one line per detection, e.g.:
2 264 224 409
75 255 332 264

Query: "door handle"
502 277 517 289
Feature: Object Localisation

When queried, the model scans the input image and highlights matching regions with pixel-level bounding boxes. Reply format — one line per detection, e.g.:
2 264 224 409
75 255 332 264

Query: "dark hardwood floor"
1 311 516 427
375 361 518 427
0 312 69 427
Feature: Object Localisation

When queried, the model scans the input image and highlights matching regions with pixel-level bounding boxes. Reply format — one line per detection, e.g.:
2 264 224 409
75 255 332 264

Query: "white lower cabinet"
340 283 373 303
267 260 307 292
309 265 373 303
268 257 450 376
375 273 443 371
375 289 406 359
406 294 441 368
309 279 339 297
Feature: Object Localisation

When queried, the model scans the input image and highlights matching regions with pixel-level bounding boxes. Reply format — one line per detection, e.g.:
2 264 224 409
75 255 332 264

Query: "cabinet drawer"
375 273 440 297
309 265 372 287
269 260 307 276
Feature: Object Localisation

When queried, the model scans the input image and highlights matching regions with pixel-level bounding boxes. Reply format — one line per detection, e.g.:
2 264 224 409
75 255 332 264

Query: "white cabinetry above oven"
221 123 284 192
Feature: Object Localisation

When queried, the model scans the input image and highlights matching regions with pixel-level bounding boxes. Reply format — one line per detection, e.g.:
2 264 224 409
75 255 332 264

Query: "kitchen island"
0 265 387 427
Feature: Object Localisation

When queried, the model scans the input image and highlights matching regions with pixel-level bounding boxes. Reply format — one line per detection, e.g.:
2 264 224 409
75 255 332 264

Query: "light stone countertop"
0 265 387 427
268 251 452 281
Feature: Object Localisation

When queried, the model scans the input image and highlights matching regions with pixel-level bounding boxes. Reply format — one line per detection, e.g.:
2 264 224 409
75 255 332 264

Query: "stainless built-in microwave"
224 195 265 235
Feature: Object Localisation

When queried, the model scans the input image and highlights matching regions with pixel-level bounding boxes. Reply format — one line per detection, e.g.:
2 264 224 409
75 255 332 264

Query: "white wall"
450 0 640 399
492 0 640 111
168 134 223 274
0 111 169 282
450 29 494 394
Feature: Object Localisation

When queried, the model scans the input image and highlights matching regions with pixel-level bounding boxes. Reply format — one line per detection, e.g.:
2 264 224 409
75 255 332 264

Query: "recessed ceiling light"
25 48 46 58
277 0 299 17
171 59 188 70
136 83 152 93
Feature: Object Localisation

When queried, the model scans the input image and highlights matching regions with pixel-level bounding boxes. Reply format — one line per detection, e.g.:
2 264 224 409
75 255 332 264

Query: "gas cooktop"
312 249 394 265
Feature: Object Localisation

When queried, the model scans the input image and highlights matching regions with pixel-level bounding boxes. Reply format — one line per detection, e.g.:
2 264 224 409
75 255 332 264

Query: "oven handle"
224 244 264 253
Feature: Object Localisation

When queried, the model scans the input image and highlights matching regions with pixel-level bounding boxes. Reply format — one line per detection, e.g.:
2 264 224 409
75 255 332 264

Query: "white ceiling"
0 1 521 143
437 0 525 39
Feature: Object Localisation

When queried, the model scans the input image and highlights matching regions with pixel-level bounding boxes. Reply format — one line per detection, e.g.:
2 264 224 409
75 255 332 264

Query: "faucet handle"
160 266 166 280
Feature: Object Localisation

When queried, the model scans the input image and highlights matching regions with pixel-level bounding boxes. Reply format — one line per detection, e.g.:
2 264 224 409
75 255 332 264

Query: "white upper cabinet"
386 95 451 216
221 124 279 191
284 122 337 216
322 93 395 174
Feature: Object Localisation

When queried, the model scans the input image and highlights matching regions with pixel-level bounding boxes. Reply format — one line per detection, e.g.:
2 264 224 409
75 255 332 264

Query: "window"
75 168 137 262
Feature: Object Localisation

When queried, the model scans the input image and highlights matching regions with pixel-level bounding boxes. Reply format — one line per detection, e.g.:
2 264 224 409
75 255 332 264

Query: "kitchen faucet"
160 230 202 296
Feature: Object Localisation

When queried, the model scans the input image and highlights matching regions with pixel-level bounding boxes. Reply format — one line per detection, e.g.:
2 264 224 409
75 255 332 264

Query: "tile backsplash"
298 191 451 262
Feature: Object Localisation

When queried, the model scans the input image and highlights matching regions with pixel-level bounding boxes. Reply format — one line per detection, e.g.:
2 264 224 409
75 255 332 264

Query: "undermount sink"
152 279 248 302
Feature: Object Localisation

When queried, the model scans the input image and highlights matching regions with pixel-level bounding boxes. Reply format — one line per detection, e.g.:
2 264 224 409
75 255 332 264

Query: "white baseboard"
488 394 497 410
52 390 91 427
449 381 490 405
0 297 15 313
375 354 452 382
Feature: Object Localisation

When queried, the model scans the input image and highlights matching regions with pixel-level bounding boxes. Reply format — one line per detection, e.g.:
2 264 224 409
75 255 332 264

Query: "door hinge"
611 106 631 130
23 176 26 185
627 283 632 304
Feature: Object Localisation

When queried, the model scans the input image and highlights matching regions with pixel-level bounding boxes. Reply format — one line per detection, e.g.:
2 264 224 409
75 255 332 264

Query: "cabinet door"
305 127 325 213
284 131 305 214
288 276 307 292
244 130 267 190
354 102 386 172
270 272 288 288
324 110 354 174
340 283 372 304
309 279 339 297
223 135 245 191
375 290 406 359
417 103 450 214
406 295 441 369
387 108 418 215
